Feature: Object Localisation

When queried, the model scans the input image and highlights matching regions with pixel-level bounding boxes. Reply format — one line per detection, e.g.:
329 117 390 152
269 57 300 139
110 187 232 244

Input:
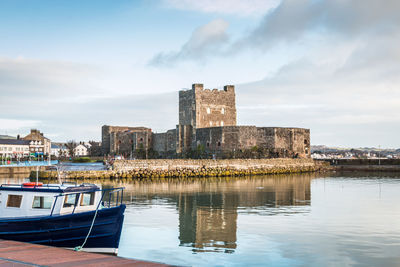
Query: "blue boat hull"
0 205 125 250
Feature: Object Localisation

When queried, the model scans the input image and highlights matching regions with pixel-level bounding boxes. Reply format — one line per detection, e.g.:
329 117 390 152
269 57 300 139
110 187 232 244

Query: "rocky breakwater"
33 158 328 180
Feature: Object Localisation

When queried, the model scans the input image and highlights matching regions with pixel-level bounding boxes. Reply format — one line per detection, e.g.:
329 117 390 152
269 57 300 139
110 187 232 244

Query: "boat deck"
0 240 168 267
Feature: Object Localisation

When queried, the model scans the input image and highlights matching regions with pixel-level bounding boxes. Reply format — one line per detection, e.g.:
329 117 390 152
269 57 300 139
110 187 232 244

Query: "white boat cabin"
0 183 102 219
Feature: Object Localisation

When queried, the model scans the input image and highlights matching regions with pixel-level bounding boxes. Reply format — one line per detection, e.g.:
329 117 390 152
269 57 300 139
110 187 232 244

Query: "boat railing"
50 187 124 216
0 184 63 190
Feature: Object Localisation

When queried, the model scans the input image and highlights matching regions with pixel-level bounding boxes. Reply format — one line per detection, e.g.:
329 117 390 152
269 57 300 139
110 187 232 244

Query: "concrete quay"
0 239 168 267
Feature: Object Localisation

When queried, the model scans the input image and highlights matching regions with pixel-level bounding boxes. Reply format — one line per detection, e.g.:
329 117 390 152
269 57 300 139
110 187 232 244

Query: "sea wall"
0 165 47 178
113 158 316 171
34 158 328 180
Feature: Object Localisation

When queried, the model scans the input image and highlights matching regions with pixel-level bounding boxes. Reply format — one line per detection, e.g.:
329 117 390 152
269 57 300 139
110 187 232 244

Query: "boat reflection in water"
101 173 315 254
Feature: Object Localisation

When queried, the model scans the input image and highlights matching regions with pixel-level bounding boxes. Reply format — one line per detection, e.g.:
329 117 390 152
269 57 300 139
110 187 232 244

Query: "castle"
102 84 310 158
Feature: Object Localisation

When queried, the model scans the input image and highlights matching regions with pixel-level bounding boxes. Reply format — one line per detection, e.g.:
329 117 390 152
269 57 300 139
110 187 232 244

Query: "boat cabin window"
7 195 23 208
32 196 53 209
80 192 95 206
63 194 79 208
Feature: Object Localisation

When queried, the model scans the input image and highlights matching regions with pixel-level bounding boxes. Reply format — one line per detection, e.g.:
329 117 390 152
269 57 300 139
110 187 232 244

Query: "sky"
0 0 399 148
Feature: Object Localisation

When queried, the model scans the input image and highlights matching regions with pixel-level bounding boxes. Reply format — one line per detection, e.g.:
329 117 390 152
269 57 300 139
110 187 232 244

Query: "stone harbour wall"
113 158 315 171
33 159 329 180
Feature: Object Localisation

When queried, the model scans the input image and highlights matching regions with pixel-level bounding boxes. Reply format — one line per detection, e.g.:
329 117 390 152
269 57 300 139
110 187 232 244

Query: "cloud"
149 19 229 67
0 91 177 142
0 119 40 131
0 56 178 141
235 0 400 50
162 0 280 16
154 0 400 66
0 57 105 100
235 50 400 147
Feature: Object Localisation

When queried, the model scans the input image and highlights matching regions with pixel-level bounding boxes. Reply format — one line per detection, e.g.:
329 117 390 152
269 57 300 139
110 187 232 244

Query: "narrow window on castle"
221 121 224 126
217 141 221 147
209 121 212 126
207 107 211 114
207 142 210 147
221 108 225 114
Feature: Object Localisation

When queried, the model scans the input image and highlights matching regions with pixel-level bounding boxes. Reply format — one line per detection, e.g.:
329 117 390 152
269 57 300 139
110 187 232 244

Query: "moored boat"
0 182 125 254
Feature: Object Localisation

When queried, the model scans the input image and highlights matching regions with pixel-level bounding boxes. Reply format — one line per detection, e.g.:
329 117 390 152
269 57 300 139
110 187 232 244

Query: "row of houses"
0 130 101 159
50 142 92 157
0 130 51 158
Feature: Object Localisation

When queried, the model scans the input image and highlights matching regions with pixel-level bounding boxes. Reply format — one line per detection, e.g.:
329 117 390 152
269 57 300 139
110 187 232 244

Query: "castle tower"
177 83 237 153
179 83 237 129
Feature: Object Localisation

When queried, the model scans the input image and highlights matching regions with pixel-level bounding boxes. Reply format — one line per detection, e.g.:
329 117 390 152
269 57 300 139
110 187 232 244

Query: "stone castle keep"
102 83 310 158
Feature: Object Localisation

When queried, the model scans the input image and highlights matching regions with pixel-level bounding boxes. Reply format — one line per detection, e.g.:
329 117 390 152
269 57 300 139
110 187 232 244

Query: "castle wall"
177 125 193 153
179 88 196 126
195 85 236 129
273 128 310 158
195 126 259 153
102 125 152 155
194 126 310 158
153 129 177 155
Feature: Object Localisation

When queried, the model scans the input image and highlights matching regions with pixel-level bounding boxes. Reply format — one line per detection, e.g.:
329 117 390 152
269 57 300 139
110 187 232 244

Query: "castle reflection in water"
103 174 315 253
5 174 315 253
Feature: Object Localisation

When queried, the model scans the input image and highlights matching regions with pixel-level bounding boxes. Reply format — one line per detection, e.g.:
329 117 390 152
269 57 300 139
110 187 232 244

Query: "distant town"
311 145 400 159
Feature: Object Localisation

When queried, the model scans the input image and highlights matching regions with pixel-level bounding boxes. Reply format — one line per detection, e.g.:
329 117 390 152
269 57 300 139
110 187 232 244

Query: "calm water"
3 172 400 266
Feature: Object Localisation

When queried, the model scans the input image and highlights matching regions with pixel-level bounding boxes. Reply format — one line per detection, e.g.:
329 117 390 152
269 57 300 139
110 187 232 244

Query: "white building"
0 139 30 158
51 144 69 157
74 144 89 156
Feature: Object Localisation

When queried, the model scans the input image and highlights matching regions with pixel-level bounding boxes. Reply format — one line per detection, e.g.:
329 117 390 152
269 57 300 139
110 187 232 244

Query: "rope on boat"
74 204 100 252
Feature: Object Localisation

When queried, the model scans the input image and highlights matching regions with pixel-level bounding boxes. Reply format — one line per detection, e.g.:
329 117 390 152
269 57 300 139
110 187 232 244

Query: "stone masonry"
177 84 237 153
102 83 311 158
179 84 237 128
195 126 310 158
102 125 152 156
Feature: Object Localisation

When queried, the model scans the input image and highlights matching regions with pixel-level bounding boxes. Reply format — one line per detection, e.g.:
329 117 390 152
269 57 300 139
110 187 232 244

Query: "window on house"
80 192 95 206
207 142 210 147
217 141 221 147
7 195 23 208
32 196 53 209
63 194 79 208
207 107 211 114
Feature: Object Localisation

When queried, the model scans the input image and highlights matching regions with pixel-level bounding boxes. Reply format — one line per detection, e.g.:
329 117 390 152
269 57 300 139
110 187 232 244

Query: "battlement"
186 84 235 94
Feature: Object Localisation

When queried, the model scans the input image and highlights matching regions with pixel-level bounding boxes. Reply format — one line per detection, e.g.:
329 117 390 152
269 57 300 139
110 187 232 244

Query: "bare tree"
65 140 77 158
